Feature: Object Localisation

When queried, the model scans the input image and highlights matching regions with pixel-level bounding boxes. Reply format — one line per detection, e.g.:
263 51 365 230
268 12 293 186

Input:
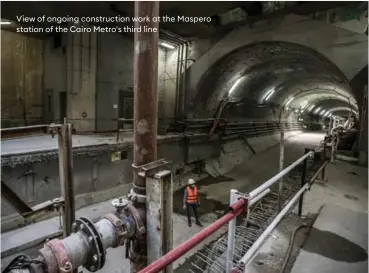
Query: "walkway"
2 132 334 272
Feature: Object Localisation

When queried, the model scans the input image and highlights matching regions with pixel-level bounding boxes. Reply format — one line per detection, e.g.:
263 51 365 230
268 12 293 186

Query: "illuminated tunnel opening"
192 41 358 124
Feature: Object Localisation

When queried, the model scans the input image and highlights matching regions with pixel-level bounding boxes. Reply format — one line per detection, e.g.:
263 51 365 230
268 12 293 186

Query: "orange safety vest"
186 186 198 204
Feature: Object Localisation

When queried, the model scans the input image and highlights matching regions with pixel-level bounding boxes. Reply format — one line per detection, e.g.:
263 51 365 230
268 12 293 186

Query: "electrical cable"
2 255 46 273
279 224 309 273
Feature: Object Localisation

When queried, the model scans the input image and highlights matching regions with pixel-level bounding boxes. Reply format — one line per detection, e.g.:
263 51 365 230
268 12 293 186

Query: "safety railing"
0 124 50 139
171 119 303 137
138 137 333 273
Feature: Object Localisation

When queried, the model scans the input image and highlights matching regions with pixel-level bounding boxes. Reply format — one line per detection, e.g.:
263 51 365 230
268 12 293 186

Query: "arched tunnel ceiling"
194 41 358 119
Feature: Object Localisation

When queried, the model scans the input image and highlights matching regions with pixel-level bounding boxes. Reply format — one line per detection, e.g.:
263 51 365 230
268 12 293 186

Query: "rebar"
181 154 317 273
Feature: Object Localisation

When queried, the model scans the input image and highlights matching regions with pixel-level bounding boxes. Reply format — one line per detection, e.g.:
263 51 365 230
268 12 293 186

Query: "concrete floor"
2 132 368 273
245 150 368 273
0 133 180 156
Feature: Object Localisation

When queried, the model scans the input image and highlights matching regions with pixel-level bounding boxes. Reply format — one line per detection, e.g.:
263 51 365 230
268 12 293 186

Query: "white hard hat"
188 178 195 185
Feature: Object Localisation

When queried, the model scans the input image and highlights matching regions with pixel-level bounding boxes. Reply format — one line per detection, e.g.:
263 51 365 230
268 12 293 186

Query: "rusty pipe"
131 1 160 272
5 211 134 273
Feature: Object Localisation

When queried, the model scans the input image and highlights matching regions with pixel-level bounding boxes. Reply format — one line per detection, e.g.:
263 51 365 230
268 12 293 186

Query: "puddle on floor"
303 228 368 262
344 194 359 200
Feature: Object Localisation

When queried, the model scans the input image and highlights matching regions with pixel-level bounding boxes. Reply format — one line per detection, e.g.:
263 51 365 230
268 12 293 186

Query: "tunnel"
191 41 358 123
0 2 368 273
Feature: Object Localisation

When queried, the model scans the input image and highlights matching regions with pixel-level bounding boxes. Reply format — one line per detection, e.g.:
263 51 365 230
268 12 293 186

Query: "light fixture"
301 100 308 109
313 107 321 114
294 109 299 113
320 110 326 115
308 105 315 112
263 88 275 101
285 97 294 107
159 42 175 50
0 19 12 25
229 77 242 95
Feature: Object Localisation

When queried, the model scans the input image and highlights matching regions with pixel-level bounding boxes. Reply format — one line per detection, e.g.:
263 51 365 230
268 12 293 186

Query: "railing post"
278 120 285 212
298 148 309 217
226 189 238 273
321 137 327 180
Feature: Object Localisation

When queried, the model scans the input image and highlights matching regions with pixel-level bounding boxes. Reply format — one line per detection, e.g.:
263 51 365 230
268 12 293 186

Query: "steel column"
226 189 238 273
146 167 173 273
298 148 309 217
57 124 76 237
131 1 159 271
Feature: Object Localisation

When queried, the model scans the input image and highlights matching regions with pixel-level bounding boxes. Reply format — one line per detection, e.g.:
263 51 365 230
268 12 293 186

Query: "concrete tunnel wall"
184 13 366 124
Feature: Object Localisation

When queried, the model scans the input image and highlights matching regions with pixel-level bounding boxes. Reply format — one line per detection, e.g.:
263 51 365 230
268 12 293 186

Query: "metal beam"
1 180 33 215
146 166 173 273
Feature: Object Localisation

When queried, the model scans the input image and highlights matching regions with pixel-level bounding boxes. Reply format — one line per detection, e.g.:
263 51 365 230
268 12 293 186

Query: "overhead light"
0 19 12 25
301 100 308 108
159 42 175 50
308 105 315 112
320 110 326 115
229 77 242 95
285 97 294 107
313 107 321 114
294 109 299 113
263 88 275 101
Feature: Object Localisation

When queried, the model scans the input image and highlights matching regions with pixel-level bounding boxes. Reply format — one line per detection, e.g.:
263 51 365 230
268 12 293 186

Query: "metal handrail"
137 140 326 273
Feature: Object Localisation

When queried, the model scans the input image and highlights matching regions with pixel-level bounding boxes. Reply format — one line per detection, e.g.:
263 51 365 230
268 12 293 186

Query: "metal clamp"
44 239 72 273
103 213 127 247
128 188 147 204
125 204 146 237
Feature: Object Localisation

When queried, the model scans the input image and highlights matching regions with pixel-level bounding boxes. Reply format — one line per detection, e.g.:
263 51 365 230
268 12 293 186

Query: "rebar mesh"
180 156 318 273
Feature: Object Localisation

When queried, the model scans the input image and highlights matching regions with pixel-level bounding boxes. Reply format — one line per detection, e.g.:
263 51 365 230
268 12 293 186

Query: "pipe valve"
111 197 129 213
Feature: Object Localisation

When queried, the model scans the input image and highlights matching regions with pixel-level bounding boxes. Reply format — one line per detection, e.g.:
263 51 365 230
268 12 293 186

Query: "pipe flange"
103 213 127 247
75 217 106 271
44 239 71 273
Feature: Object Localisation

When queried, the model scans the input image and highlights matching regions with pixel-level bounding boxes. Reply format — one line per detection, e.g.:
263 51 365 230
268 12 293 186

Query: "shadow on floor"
303 228 368 262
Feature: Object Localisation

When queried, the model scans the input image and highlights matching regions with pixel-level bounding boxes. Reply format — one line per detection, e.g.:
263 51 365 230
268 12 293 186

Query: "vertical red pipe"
131 1 159 272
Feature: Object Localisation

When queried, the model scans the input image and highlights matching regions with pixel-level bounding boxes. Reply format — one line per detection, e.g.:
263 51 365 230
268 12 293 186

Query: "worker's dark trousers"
186 202 200 224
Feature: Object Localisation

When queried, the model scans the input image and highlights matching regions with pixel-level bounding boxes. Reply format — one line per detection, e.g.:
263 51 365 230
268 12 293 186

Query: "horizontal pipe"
249 151 313 199
1 124 49 132
138 198 247 273
249 189 270 207
309 160 328 184
240 183 309 267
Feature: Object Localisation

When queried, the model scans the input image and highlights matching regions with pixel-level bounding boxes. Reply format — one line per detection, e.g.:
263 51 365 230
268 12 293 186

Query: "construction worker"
183 178 203 227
